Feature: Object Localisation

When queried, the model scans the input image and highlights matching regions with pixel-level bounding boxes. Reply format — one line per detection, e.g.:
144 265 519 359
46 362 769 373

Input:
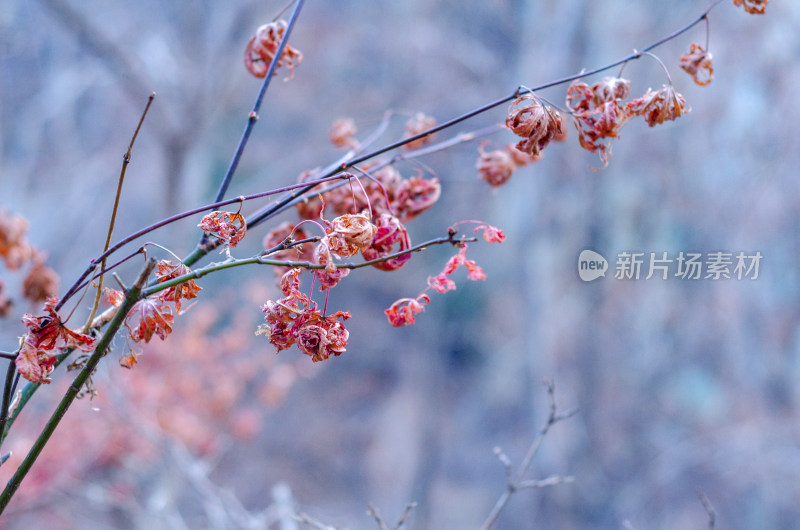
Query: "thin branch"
697 488 716 530
294 512 339 530
367 504 390 530
0 259 156 514
58 2 723 298
83 93 155 333
207 3 722 247
516 475 575 489
479 379 577 530
56 173 351 310
207 0 306 207
0 360 17 449
141 233 472 299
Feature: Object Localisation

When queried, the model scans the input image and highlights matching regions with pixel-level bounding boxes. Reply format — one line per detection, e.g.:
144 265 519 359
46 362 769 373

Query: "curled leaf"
679 43 714 86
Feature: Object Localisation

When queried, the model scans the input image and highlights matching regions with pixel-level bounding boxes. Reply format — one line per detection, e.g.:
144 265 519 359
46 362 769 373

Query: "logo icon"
578 250 608 282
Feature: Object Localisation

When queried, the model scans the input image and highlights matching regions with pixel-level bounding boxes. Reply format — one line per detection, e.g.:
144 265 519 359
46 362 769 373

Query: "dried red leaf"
392 175 441 222
362 214 412 271
22 262 59 304
21 297 96 353
506 94 564 157
119 352 141 369
732 0 767 14
566 78 634 170
330 118 358 149
0 210 32 271
16 337 56 384
403 113 437 150
244 20 303 80
476 145 515 188
679 42 714 86
263 222 312 264
0 281 12 317
427 273 456 294
296 312 351 362
474 224 506 244
326 213 377 257
384 295 429 327
155 260 201 313
17 297 96 383
126 298 174 343
505 143 542 166
627 84 690 127
198 210 247 247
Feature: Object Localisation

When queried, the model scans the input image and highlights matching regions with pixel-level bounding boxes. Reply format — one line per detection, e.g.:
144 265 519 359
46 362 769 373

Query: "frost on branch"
16 297 96 383
244 19 303 80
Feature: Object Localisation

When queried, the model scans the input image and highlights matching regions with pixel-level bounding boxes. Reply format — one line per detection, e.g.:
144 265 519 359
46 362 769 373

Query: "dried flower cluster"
257 268 351 361
313 212 377 290
564 76 691 168
244 19 303 79
297 168 441 224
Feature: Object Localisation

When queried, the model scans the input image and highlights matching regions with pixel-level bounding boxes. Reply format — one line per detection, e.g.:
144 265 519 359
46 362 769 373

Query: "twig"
140 233 472 299
697 488 716 530
0 360 17 448
194 1 724 256
294 512 339 530
83 92 155 333
206 0 306 208
479 379 577 530
367 503 417 530
57 1 725 304
367 505 389 530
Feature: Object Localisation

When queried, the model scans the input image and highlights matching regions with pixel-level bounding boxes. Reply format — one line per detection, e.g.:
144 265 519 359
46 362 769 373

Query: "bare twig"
697 488 716 530
479 379 577 530
294 512 340 530
367 503 416 530
83 92 155 333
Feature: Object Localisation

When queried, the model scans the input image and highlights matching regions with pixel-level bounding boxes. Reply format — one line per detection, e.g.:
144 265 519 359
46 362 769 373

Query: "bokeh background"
1 0 799 528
